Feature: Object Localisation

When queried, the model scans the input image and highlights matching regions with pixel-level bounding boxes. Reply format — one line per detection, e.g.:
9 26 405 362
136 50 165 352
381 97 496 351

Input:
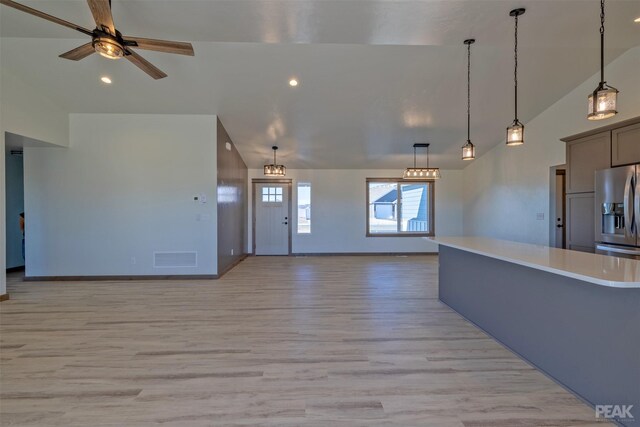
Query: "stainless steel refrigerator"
595 165 640 259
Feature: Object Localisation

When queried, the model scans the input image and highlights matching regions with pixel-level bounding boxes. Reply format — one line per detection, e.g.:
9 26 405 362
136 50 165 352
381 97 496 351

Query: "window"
262 186 283 203
366 179 434 236
297 183 311 234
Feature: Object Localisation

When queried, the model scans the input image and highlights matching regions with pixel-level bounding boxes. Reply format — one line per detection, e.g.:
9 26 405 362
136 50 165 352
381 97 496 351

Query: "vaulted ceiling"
1 0 639 169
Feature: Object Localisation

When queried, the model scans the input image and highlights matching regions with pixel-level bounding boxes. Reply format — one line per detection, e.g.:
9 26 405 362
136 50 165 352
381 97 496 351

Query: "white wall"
463 47 640 245
248 169 463 253
24 114 218 277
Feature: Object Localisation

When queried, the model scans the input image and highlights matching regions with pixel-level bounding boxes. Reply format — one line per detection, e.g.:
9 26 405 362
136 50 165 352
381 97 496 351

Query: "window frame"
365 178 435 238
297 182 312 234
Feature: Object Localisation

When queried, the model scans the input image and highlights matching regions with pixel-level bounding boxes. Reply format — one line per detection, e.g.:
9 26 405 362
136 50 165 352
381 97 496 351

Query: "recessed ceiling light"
289 78 298 87
635 16 640 23
100 76 112 84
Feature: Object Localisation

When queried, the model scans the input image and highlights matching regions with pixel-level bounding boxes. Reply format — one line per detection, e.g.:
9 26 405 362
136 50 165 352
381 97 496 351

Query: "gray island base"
437 242 640 427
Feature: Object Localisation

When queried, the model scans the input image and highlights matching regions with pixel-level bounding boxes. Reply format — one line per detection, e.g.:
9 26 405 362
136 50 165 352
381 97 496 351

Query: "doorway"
549 165 566 249
5 147 24 273
252 179 292 255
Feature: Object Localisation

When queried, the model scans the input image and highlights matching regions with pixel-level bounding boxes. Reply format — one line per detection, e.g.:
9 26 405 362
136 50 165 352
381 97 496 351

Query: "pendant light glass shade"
506 121 524 146
587 86 618 120
462 39 476 160
404 143 440 180
587 0 618 120
507 8 525 147
263 146 286 176
462 141 475 160
403 168 441 179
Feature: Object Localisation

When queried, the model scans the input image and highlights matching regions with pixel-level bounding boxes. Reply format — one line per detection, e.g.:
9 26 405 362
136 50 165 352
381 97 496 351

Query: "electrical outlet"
131 257 136 265
231 249 234 256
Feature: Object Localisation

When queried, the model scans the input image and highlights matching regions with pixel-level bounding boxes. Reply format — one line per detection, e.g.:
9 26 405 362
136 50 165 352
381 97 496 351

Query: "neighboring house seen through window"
297 183 311 234
366 179 434 236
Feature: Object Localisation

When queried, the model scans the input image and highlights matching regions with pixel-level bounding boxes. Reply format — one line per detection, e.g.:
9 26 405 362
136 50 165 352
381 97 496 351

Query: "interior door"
254 183 290 255
554 172 566 248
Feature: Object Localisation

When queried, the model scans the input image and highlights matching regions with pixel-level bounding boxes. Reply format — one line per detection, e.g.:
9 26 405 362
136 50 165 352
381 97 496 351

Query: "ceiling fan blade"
59 43 95 61
125 49 167 80
0 0 93 36
124 37 194 56
86 0 115 35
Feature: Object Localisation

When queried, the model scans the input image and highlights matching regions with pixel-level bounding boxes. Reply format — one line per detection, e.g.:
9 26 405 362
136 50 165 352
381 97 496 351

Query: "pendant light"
462 39 476 160
587 0 618 120
263 146 286 176
403 143 440 180
506 8 525 146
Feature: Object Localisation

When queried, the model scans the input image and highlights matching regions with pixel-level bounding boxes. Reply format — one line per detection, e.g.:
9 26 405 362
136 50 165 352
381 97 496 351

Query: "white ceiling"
1 0 639 169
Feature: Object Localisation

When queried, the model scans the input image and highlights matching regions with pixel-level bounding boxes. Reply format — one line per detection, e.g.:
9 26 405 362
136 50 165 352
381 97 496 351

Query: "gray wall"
5 152 24 269
217 118 248 274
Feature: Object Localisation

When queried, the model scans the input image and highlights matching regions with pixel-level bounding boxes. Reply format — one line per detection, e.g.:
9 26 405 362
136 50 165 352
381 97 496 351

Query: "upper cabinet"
612 122 640 167
566 131 611 194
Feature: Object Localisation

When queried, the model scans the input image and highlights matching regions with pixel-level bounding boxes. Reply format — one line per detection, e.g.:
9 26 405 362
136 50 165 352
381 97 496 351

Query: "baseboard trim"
290 252 438 257
216 254 248 279
6 266 25 273
0 293 9 302
24 274 219 282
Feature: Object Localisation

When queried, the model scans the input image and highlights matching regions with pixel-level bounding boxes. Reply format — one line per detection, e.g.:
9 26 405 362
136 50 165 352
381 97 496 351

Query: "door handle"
624 172 633 236
556 224 564 228
596 244 640 256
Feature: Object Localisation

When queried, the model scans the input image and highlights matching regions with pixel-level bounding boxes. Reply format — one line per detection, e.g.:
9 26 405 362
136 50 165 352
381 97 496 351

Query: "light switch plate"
536 212 545 220
225 142 232 151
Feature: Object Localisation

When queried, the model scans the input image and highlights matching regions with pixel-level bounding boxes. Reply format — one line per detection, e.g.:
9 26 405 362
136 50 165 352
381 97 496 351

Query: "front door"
254 182 290 255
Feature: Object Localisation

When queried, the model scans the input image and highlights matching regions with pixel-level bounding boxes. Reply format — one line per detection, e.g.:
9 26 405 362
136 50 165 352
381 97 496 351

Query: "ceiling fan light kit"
0 0 194 79
93 34 125 59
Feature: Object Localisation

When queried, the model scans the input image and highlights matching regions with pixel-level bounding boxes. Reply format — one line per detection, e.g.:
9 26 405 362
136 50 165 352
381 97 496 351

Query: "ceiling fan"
0 0 194 79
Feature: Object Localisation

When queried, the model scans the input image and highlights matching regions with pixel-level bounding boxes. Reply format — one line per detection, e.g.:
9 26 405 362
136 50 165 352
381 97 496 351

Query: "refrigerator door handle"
635 171 640 235
624 172 634 236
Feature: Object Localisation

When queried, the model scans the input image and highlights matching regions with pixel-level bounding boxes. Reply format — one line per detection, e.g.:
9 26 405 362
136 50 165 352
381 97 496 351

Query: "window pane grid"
367 179 433 236
262 186 283 203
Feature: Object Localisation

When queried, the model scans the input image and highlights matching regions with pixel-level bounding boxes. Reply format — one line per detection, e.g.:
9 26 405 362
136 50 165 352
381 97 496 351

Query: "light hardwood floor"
1 256 604 426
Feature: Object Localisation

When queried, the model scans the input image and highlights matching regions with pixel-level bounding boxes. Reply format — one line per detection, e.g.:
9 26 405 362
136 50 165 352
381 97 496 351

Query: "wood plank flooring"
0 256 605 426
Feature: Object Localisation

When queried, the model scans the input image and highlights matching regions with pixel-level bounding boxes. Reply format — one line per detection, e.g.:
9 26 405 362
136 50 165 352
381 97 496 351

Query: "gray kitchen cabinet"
566 193 595 252
566 131 611 194
612 122 640 166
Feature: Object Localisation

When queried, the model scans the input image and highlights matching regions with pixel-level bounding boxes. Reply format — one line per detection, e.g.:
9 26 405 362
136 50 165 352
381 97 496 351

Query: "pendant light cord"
413 146 417 168
467 41 471 141
426 145 430 169
600 0 605 84
514 13 519 121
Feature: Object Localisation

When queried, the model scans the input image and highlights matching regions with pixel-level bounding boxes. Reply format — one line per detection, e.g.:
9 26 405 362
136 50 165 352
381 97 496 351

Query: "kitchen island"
429 236 640 426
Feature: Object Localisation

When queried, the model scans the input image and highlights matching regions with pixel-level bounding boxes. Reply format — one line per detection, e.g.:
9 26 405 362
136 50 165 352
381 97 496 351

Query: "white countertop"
427 236 640 289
